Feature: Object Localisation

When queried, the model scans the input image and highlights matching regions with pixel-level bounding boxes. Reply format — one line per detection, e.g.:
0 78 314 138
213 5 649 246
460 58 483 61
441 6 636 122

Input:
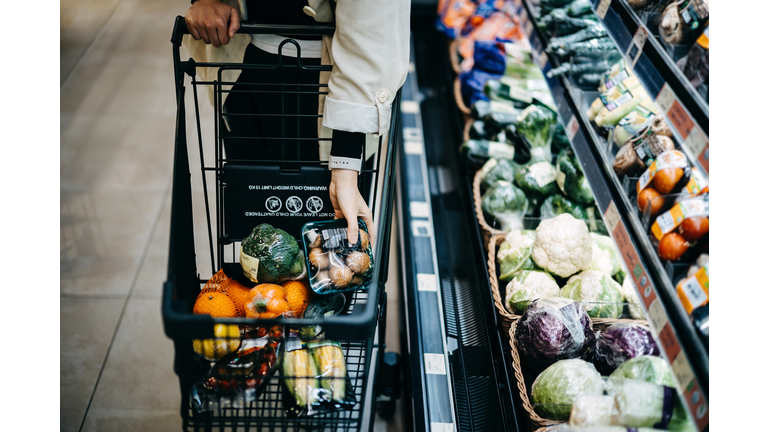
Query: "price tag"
596 0 612 19
655 84 675 113
646 298 669 334
603 201 621 234
626 26 648 67
410 201 430 218
424 353 447 375
417 273 438 292
685 125 708 160
671 351 695 391
565 115 580 141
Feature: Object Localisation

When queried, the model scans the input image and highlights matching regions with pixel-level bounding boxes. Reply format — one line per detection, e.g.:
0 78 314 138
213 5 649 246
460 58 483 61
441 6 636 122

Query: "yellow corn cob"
283 348 318 407
312 343 346 402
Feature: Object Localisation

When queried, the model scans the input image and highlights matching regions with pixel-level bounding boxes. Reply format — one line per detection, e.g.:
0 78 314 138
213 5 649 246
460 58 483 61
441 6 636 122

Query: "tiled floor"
61 1 404 431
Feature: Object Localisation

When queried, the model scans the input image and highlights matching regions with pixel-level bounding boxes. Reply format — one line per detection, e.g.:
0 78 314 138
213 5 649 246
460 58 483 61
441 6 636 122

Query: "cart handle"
171 15 335 46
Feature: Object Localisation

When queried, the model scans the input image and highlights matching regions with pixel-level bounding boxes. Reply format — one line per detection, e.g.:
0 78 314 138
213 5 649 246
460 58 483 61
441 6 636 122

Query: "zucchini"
552 37 618 58
547 25 607 52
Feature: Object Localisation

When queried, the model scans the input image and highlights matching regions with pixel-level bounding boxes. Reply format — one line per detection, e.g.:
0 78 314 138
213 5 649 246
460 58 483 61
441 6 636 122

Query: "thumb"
345 215 359 246
228 8 241 38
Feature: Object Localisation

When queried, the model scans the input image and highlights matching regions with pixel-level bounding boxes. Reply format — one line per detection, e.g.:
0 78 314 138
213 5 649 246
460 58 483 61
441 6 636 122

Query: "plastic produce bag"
569 395 617 426
605 377 694 431
514 105 558 162
302 219 374 295
514 161 559 198
480 158 518 189
540 194 589 221
531 359 604 421
505 270 559 314
594 323 660 374
299 293 347 340
497 229 537 281
589 233 621 276
610 355 675 387
308 340 356 408
561 270 624 319
515 297 596 373
620 276 646 320
481 180 529 232
555 149 595 205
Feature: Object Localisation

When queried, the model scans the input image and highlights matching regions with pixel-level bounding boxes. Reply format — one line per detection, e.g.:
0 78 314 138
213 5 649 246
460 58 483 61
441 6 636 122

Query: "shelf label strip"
626 26 648 67
656 85 709 174
595 0 612 19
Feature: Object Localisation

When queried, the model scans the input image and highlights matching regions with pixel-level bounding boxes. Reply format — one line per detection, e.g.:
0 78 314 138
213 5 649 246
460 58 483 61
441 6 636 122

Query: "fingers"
345 213 359 245
216 22 230 46
186 18 201 41
228 8 241 38
360 206 375 247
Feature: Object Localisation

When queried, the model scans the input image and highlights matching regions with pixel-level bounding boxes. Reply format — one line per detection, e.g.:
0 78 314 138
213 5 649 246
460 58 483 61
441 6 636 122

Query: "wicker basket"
473 169 508 246
488 234 522 336
454 76 472 120
449 38 463 75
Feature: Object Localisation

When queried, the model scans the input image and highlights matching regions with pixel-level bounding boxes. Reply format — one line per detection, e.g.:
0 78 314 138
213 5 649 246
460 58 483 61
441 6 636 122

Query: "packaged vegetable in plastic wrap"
569 395 617 426
619 276 646 320
308 340 356 409
610 355 675 387
435 0 477 40
302 219 374 295
461 139 516 165
479 158 517 188
514 161 559 198
587 75 640 120
532 213 593 278
515 297 596 373
561 270 624 319
190 326 283 413
497 229 537 281
612 107 655 148
514 105 558 162
481 180 529 232
594 323 659 374
240 224 307 284
282 337 321 416
505 270 560 314
594 88 653 128
244 284 291 319
299 293 347 340
636 150 691 196
589 233 621 277
531 359 604 421
539 194 589 222
460 40 507 106
605 377 694 431
556 149 595 205
676 255 709 314
653 193 708 262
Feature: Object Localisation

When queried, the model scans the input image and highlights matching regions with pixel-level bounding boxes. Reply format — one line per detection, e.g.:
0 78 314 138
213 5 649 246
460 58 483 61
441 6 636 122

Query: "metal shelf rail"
514 1 709 430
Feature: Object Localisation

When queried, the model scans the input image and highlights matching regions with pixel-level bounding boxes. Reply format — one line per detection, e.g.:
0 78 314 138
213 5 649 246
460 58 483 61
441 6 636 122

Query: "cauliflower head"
532 213 593 278
505 270 560 314
498 230 536 262
588 233 621 276
561 270 624 319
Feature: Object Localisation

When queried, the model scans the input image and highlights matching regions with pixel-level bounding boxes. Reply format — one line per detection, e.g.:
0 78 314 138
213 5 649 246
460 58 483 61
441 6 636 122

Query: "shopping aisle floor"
61 1 404 431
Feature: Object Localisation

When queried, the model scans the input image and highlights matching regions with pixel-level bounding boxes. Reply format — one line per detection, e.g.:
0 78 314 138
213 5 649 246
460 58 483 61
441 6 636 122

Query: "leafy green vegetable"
539 194 589 220
531 359 604 421
481 181 529 232
550 122 571 156
561 270 624 319
610 355 675 387
514 105 557 162
589 233 621 276
240 224 303 283
555 149 595 205
480 158 518 189
514 161 560 198
497 230 538 281
506 270 560 314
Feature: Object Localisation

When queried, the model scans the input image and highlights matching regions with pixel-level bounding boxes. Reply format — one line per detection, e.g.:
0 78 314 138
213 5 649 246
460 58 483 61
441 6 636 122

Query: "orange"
221 281 251 317
193 288 240 318
281 280 313 317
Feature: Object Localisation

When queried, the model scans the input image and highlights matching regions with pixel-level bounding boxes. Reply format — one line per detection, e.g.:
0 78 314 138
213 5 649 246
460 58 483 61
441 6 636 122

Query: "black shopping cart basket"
163 16 400 431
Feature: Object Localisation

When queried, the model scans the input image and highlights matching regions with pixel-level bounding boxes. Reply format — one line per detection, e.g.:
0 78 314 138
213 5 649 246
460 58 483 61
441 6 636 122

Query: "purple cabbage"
594 323 660 375
515 297 596 373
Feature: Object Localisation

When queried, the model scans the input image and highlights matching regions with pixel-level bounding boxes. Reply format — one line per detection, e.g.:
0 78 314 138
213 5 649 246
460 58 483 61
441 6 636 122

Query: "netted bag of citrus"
302 219 374 294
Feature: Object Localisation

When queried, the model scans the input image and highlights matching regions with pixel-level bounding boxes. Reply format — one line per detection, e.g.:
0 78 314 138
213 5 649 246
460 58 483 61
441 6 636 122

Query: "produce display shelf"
589 0 709 176
517 1 709 431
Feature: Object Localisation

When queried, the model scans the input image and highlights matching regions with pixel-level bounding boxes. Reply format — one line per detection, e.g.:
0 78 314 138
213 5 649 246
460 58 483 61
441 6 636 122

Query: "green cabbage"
610 355 675 387
561 270 624 319
531 359 604 421
505 270 560 314
605 377 695 432
497 230 537 281
540 194 589 221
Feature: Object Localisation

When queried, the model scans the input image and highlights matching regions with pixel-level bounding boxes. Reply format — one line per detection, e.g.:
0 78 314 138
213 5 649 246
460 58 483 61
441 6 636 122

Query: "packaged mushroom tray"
302 220 374 295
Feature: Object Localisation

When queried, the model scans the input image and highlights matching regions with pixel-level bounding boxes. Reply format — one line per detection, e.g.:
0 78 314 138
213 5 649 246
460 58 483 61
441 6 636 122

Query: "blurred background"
61 1 402 431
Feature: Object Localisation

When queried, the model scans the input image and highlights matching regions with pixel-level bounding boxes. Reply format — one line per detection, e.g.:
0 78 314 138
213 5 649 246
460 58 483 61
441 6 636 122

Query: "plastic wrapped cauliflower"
561 270 624 319
620 276 646 320
505 270 560 314
532 213 593 278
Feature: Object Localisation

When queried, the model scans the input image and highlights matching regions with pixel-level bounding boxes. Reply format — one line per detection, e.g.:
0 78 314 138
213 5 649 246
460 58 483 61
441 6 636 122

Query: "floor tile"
60 112 176 191
61 8 114 85
61 190 164 295
80 297 181 432
61 297 126 432
61 0 122 9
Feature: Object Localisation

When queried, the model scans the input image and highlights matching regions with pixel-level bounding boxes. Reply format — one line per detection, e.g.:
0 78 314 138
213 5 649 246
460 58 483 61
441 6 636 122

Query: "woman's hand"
185 0 240 47
329 169 375 247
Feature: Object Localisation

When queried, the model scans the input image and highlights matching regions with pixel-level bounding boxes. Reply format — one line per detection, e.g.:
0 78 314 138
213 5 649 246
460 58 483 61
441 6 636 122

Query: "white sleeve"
321 0 411 137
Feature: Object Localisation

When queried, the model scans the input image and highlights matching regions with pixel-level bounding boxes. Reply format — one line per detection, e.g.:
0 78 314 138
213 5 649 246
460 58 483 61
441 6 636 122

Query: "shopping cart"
164 16 400 431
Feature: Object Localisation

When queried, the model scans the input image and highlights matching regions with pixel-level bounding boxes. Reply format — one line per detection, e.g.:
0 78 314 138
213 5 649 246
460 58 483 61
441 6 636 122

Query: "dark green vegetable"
471 99 519 120
514 105 557 162
539 10 599 36
547 25 608 52
565 0 593 17
460 139 515 165
481 181 529 232
514 161 560 198
484 80 533 110
504 125 533 165
551 122 571 156
469 120 490 140
539 194 589 220
555 148 595 205
551 37 619 58
241 224 302 283
480 158 518 189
